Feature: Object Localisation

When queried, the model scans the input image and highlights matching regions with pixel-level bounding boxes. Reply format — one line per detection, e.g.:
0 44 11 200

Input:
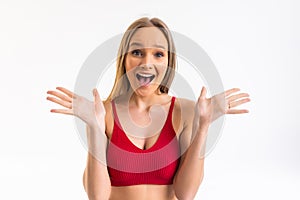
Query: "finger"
229 98 251 108
47 90 72 102
93 88 101 104
227 93 249 102
227 109 249 114
93 88 105 115
50 109 73 115
199 86 207 99
56 87 75 98
225 88 240 97
46 96 72 109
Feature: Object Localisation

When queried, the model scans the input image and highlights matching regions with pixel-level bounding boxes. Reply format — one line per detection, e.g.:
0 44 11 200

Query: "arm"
83 124 111 200
83 92 111 200
173 90 209 200
173 87 250 200
47 87 111 200
173 127 208 200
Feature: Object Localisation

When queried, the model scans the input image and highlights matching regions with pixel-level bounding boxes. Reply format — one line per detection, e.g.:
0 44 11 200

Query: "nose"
140 53 153 69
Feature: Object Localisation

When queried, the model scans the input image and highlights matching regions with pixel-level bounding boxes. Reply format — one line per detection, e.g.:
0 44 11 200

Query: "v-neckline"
122 124 166 151
113 97 174 152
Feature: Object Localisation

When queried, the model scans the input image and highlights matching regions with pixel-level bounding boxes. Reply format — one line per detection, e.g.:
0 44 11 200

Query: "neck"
130 93 158 111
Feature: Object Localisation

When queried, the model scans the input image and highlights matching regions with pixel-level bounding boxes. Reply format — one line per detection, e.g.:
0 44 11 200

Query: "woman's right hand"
46 87 106 129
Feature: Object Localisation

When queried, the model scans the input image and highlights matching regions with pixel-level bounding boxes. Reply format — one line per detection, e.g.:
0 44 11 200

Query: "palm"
46 87 105 128
196 87 250 125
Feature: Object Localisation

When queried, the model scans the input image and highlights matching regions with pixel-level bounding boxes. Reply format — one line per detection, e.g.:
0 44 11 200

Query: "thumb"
93 88 105 115
200 86 207 99
93 88 101 104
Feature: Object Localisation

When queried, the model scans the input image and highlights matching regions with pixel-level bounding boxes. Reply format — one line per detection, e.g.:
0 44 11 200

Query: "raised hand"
195 87 250 126
46 87 106 129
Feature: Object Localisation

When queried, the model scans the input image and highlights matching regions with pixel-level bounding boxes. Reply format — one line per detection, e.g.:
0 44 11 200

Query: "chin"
133 84 160 97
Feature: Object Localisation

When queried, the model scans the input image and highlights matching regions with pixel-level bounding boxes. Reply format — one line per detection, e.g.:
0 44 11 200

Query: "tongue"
140 77 151 85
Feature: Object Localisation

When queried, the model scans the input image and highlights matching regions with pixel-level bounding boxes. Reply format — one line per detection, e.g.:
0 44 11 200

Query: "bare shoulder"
172 97 196 135
175 97 195 107
174 97 196 117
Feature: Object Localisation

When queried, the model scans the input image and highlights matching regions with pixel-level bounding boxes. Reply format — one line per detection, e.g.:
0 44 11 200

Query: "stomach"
109 184 178 200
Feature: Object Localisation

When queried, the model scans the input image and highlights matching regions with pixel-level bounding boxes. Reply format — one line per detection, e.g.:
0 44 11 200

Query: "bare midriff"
109 184 178 200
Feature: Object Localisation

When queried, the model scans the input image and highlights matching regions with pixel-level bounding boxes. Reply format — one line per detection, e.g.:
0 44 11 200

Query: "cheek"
159 67 168 78
124 58 137 82
158 58 168 73
125 57 138 72
160 55 168 66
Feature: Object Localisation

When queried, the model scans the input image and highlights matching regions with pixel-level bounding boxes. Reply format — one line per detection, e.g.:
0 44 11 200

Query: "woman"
46 17 250 200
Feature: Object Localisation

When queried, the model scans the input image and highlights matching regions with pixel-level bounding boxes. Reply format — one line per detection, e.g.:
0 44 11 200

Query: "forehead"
129 27 168 50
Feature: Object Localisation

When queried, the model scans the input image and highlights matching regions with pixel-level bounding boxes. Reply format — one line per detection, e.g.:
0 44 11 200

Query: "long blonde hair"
105 17 176 102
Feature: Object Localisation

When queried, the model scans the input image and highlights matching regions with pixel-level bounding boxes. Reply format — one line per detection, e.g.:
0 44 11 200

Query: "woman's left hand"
211 87 250 121
195 87 250 126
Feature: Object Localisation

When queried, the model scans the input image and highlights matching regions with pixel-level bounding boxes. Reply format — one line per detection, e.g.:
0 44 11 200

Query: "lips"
136 73 155 86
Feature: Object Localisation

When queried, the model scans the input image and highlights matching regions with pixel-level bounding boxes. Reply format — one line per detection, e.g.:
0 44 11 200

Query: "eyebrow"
129 42 167 50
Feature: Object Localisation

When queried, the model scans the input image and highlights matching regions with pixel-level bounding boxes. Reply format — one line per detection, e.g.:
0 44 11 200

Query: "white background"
1 0 299 199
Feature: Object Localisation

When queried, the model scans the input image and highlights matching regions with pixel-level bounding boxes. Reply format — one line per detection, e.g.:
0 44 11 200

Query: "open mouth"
136 73 155 86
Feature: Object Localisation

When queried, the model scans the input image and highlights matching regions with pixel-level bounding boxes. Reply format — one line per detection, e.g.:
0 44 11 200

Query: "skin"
46 27 250 200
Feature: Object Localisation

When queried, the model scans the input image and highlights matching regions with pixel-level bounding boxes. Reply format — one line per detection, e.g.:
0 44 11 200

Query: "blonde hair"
105 17 176 102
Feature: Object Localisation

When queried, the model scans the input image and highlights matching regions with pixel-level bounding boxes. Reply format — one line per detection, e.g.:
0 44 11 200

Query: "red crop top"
107 96 181 186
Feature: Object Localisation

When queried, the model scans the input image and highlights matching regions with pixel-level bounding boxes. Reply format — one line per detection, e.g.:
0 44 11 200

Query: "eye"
155 51 164 58
131 49 142 57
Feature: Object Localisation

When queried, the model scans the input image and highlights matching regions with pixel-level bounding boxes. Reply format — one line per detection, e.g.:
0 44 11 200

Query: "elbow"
175 195 193 200
174 174 204 200
174 190 196 200
87 194 106 200
83 168 111 200
85 187 111 200
83 169 87 192
86 195 101 200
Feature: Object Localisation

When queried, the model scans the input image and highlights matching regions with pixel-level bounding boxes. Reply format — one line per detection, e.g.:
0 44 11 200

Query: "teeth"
138 73 153 78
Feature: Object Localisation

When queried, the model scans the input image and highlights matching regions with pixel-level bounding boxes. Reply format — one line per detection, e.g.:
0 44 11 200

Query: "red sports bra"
107 96 181 186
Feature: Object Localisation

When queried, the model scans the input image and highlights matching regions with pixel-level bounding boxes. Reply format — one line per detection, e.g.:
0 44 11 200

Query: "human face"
125 27 169 96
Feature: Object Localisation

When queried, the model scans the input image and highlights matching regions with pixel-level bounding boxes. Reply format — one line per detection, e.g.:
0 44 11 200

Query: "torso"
103 94 185 200
105 94 183 148
109 185 177 200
